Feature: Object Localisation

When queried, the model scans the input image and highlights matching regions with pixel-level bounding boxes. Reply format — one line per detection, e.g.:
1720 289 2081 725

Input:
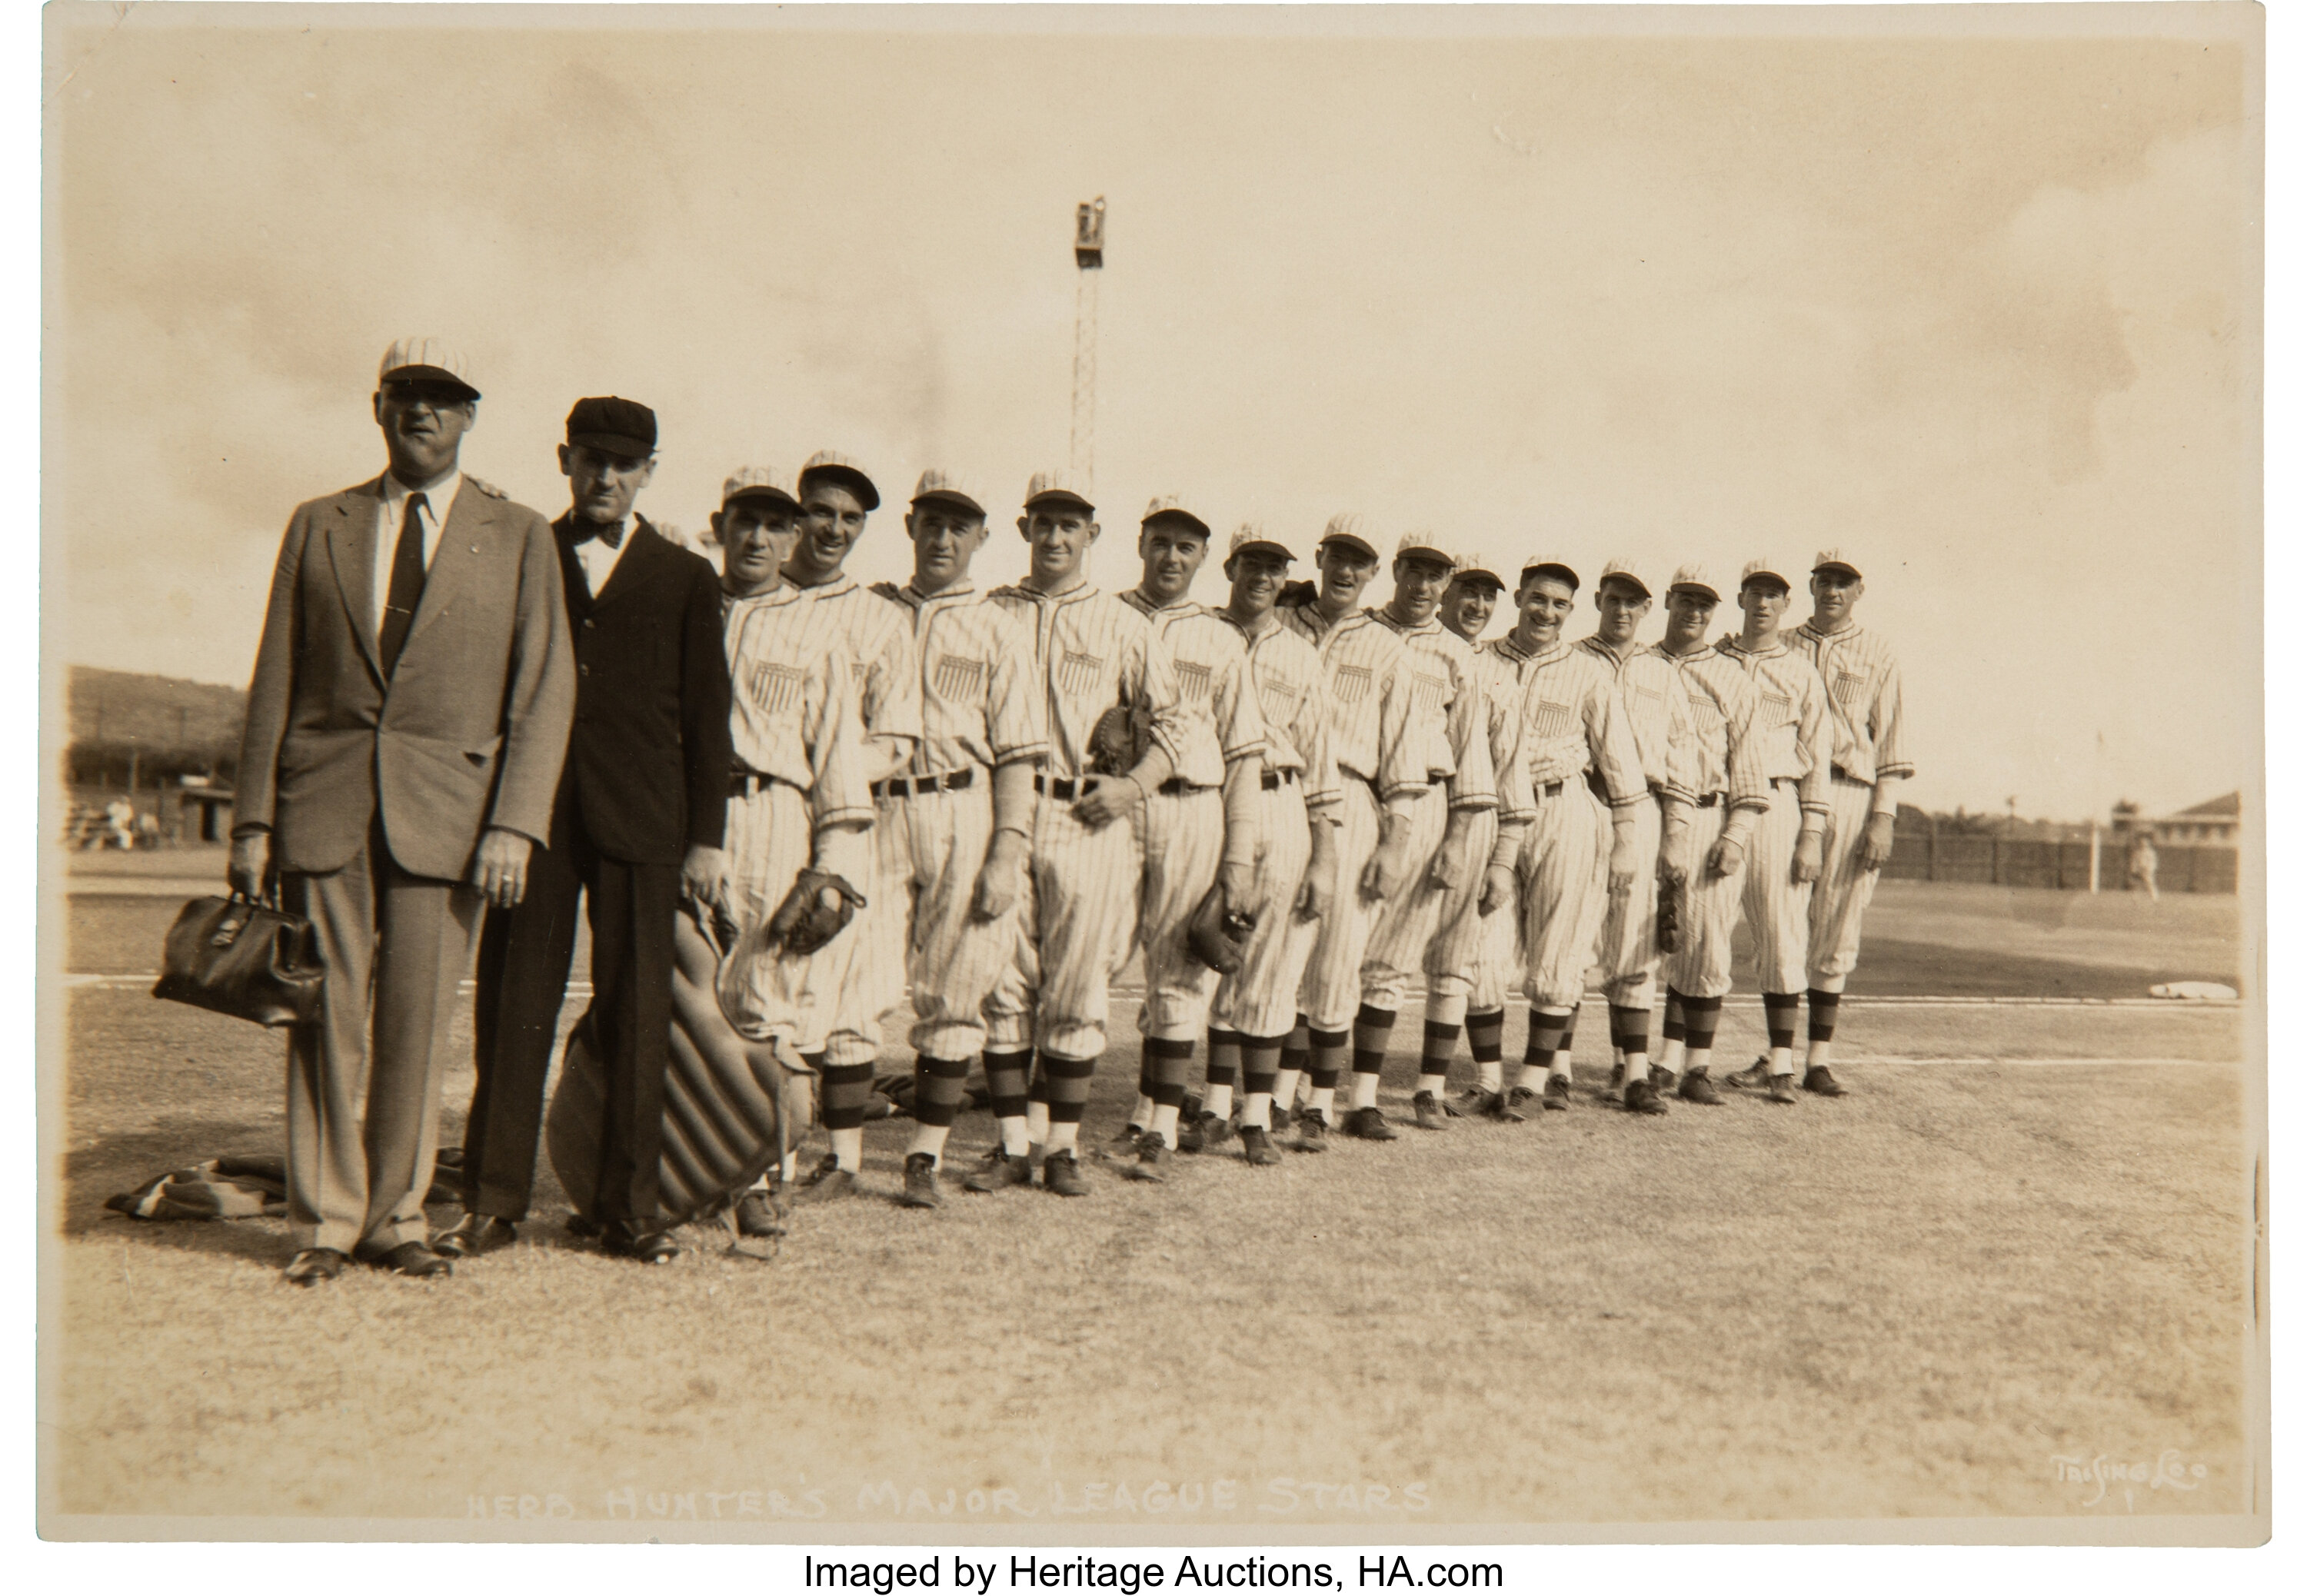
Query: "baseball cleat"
1344 1105 1399 1141
897 1152 942 1209
1725 1058 1771 1089
1606 1061 1627 1092
1411 1090 1448 1131
1450 1087 1498 1118
797 1152 859 1200
1239 1126 1282 1165
1197 1110 1236 1149
1803 1066 1846 1097
734 1191 787 1235
1542 1074 1573 1111
1113 1123 1147 1151
1175 1115 1205 1154
1623 1079 1669 1116
1649 1063 1676 1090
962 1147 1034 1192
1766 1072 1800 1105
1293 1107 1330 1152
1120 1132 1169 1183
1041 1149 1089 1196
1678 1070 1724 1106
1505 1085 1539 1113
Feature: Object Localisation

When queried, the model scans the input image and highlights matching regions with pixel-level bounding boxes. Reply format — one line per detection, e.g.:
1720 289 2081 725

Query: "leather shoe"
356 1240 454 1279
283 1247 348 1287
433 1214 518 1259
1803 1065 1847 1097
734 1190 787 1236
602 1221 682 1264
1679 1070 1725 1106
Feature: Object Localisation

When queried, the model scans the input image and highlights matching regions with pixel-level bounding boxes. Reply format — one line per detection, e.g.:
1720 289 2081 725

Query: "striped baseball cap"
1667 561 1722 601
1813 547 1863 579
1317 513 1380 560
1395 530 1453 567
798 450 881 511
1228 522 1294 562
910 469 986 515
1596 557 1651 597
1739 557 1794 592
1140 492 1213 537
378 337 478 399
1024 470 1094 512
721 466 797 508
1450 555 1506 589
1519 559 1580 592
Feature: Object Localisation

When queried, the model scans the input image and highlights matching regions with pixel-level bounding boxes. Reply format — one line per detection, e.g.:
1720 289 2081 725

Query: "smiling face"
373 381 476 483
1314 541 1380 610
1594 577 1653 646
907 498 990 592
1809 567 1864 629
558 441 656 527
1389 554 1455 625
789 478 871 584
1513 574 1579 649
1440 576 1500 642
1017 500 1100 587
713 497 802 595
1138 515 1210 605
1663 587 1719 649
1226 547 1291 620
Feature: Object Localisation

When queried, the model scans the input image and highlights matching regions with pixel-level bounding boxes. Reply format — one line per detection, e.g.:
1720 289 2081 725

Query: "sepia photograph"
36 1 2269 1548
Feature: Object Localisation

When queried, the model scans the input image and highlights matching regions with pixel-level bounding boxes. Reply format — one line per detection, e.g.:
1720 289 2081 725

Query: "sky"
43 4 2262 823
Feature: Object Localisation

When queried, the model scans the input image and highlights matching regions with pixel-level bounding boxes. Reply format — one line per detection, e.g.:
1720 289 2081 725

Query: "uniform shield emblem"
934 654 987 702
1174 660 1213 702
1332 663 1372 703
1058 649 1107 699
747 660 804 717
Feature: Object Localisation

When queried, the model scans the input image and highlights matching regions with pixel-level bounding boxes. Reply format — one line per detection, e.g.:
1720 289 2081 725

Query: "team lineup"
229 344 1911 1281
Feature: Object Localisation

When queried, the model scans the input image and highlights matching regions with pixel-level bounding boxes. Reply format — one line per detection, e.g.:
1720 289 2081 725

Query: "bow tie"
573 520 625 550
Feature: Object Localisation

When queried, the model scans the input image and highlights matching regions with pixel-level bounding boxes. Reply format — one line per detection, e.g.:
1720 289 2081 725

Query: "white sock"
1686 1048 1713 1079
1350 1072 1380 1110
1515 1062 1546 1094
1026 1100 1050 1145
1806 1038 1834 1071
776 1152 797 1183
1273 1069 1303 1116
1150 1102 1180 1147
1130 1093 1154 1132
1658 1038 1686 1076
996 1116 1030 1156
1206 1083 1234 1120
1310 1085 1337 1122
1768 1045 1796 1078
1477 1059 1503 1093
831 1127 863 1171
1623 1051 1648 1081
908 1123 952 1163
1244 1092 1273 1131
1044 1120 1079 1154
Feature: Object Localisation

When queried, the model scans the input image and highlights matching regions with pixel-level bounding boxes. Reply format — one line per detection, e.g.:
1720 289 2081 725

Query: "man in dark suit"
442 396 733 1265
231 337 575 1286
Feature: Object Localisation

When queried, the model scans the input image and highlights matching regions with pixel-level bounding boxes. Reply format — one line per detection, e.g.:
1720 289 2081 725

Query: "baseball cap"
1519 560 1580 592
1316 513 1380 562
1395 531 1454 567
1024 469 1094 513
1227 522 1294 563
1813 547 1863 580
1140 492 1213 538
721 466 797 510
378 337 479 401
1739 557 1793 592
1450 556 1506 590
1666 561 1721 602
910 469 986 516
1595 557 1651 598
798 450 881 511
564 396 657 459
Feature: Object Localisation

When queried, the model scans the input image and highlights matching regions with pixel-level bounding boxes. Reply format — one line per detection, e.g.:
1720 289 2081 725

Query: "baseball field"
44 860 2258 1534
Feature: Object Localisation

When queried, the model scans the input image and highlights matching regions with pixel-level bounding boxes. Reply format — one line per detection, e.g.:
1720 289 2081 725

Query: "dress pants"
465 826 680 1225
281 820 483 1255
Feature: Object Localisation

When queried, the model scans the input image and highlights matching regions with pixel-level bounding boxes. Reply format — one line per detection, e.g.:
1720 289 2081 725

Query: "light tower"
1070 196 1106 489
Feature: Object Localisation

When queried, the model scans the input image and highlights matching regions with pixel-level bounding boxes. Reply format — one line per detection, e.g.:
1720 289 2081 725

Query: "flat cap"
564 396 657 458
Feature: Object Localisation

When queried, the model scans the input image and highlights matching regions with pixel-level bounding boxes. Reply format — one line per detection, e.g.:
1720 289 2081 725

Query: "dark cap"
565 397 657 459
1520 560 1580 593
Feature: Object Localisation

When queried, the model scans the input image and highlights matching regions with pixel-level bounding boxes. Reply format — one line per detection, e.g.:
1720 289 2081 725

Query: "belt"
1770 776 1799 790
1536 780 1566 799
1261 769 1298 790
1693 792 1724 809
872 768 977 800
729 768 794 799
1156 777 1213 797
1832 763 1867 783
1034 775 1083 800
1585 768 1611 804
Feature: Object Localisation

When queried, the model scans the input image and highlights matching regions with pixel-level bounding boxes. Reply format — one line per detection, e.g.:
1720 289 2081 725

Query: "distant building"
2109 792 2241 846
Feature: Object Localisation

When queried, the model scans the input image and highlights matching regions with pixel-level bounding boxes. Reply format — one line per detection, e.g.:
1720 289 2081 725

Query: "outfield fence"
1882 834 2238 894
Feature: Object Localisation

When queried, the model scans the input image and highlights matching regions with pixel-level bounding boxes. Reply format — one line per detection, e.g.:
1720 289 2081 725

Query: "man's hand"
1479 863 1516 917
1360 829 1413 902
970 830 1029 923
1072 773 1145 829
228 830 272 899
1219 858 1255 914
681 843 728 908
1793 829 1825 884
471 827 534 909
1607 827 1640 896
1294 853 1335 922
1858 811 1897 872
1706 832 1744 881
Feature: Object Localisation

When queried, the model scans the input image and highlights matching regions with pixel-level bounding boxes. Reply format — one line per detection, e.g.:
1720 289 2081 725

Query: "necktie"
574 520 624 550
378 491 429 675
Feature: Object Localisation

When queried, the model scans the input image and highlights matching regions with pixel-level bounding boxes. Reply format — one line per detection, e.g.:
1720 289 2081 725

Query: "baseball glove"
766 868 867 957
1184 883 1255 976
1276 579 1319 610
1087 702 1146 778
1655 865 1683 954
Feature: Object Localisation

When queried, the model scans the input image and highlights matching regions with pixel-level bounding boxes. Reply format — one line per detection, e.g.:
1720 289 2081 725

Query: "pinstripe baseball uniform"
1506 641 1650 1007
869 580 1047 1062
981 580 1187 1061
1713 633 1832 995
1577 637 1700 1010
1359 611 1498 1012
1446 640 1533 1008
1282 603 1429 1030
1789 620 1912 992
1120 591 1268 1042
791 576 921 1067
716 587 876 1048
1657 645 1769 999
1210 613 1342 1041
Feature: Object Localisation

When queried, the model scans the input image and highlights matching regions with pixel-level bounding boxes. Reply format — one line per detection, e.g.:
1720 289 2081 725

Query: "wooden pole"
2088 820 2100 893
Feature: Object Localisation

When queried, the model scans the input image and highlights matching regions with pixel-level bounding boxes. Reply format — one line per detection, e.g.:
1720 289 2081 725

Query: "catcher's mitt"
1184 882 1256 976
1276 579 1319 610
766 868 867 956
1655 865 1684 954
1086 702 1147 778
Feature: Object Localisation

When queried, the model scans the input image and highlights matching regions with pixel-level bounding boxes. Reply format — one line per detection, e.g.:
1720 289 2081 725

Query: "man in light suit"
231 338 574 1286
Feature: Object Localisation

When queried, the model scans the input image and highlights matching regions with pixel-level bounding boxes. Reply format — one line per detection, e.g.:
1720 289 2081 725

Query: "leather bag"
151 892 325 1028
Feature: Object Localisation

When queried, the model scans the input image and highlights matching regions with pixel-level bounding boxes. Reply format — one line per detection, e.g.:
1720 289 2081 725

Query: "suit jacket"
235 474 577 881
550 513 732 866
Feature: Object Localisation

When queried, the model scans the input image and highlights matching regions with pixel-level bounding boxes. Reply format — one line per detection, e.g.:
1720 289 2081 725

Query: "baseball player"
1649 564 1769 1106
1111 496 1266 1182
1204 524 1342 1165
770 452 922 1205
1573 558 1699 1101
1785 549 1912 1095
857 471 1047 1209
1275 517 1427 1149
980 473 1190 1197
1350 534 1502 1139
709 468 876 1179
1487 562 1649 1114
1712 559 1833 1106
1416 559 1530 1126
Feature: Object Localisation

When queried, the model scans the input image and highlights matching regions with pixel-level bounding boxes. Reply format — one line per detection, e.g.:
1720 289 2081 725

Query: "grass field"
44 877 2258 1533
